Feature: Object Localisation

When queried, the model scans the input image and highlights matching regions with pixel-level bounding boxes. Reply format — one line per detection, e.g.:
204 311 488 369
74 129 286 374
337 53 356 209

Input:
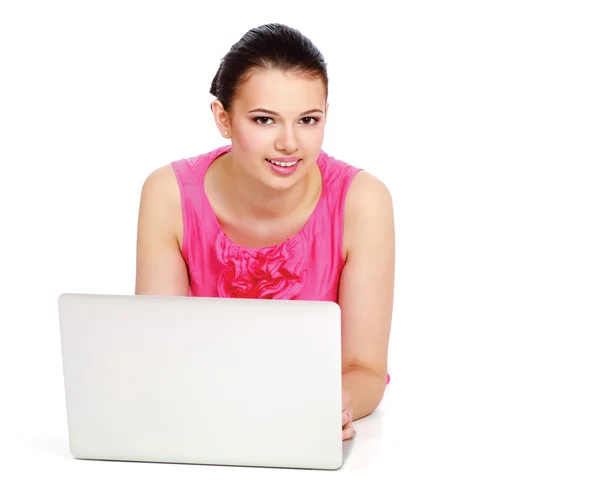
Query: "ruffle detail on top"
215 230 307 299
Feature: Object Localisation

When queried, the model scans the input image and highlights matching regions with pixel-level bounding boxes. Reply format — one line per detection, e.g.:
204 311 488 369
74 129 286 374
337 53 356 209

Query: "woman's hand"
342 390 356 440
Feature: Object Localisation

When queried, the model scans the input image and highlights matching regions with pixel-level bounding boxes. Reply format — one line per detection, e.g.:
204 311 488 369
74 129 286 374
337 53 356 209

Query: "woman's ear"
211 100 231 138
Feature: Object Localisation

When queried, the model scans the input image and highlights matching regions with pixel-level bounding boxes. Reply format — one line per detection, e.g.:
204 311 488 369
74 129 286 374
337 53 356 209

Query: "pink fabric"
171 144 390 385
171 144 361 301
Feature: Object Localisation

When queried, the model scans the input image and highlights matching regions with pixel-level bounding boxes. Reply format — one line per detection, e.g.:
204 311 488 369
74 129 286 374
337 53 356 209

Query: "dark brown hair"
210 23 328 112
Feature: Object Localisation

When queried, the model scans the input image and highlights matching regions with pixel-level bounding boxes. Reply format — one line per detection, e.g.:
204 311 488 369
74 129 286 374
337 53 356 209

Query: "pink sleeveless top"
171 144 362 301
171 145 391 384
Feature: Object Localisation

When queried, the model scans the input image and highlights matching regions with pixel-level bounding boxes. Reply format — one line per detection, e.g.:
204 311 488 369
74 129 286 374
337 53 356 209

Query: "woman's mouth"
266 159 299 167
265 158 302 175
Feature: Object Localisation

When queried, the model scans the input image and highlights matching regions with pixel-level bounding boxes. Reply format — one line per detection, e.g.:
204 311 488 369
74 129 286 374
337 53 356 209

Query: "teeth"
267 159 298 167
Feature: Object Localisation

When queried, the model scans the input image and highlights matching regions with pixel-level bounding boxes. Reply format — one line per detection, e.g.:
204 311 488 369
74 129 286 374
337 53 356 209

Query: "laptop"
57 293 355 470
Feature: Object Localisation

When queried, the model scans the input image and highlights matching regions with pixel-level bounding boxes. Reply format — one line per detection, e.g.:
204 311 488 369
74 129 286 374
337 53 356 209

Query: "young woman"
135 23 395 441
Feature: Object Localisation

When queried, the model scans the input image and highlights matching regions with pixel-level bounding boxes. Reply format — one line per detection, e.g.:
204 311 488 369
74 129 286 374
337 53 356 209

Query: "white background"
1 0 599 481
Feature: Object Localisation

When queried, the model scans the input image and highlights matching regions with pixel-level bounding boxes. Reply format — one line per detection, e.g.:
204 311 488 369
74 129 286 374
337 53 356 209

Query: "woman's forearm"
342 366 387 421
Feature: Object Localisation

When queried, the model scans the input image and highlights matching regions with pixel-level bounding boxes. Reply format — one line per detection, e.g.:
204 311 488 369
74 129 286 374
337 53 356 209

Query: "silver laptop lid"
57 293 344 470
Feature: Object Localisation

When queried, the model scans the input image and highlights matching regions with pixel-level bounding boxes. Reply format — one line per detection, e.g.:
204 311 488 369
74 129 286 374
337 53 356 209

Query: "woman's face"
216 68 327 191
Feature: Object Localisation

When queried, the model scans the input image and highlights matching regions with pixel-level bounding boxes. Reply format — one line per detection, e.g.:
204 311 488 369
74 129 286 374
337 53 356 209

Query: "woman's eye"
301 117 319 125
254 117 273 125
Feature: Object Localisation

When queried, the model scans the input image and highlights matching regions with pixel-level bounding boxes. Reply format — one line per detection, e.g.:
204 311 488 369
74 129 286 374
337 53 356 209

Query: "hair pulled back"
210 23 328 112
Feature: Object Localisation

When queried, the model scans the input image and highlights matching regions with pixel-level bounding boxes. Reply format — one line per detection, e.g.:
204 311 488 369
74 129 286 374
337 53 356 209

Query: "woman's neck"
218 153 321 222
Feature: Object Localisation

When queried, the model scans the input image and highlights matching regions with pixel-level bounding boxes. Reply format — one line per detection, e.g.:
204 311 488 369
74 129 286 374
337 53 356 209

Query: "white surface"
8 389 389 482
57 294 343 470
1 1 599 481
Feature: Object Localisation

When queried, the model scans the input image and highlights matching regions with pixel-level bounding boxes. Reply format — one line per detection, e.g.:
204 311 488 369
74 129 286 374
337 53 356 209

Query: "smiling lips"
265 157 302 175
267 157 301 167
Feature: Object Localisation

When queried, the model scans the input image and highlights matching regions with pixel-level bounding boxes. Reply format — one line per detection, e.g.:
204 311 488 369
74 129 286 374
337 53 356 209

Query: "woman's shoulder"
347 169 391 196
139 164 182 221
344 169 393 225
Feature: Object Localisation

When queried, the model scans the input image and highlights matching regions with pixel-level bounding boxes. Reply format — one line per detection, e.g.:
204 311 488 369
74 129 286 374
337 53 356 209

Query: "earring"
224 131 228 136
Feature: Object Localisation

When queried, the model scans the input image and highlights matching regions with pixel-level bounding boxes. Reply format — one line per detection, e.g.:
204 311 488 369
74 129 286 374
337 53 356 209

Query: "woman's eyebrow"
248 108 324 116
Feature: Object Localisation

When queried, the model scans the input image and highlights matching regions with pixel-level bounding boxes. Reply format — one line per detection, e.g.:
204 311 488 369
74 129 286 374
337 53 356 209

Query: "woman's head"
209 23 329 191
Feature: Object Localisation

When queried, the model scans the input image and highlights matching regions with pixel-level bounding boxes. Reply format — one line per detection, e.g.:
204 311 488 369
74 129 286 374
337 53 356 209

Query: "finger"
342 410 350 426
342 421 355 441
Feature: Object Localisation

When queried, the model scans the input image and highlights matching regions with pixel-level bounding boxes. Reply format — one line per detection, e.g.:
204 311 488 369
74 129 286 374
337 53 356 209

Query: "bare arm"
339 171 395 421
135 164 189 296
